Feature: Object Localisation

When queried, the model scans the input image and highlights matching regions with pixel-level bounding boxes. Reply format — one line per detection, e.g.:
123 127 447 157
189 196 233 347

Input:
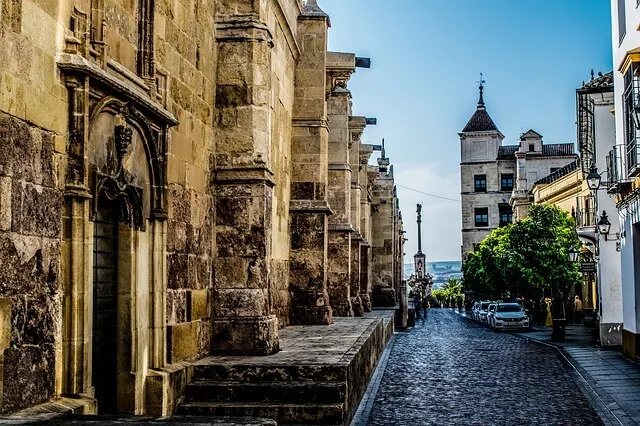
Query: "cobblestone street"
365 309 603 425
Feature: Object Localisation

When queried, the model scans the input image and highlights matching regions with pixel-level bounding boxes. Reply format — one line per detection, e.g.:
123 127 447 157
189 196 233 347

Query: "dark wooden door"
92 201 119 413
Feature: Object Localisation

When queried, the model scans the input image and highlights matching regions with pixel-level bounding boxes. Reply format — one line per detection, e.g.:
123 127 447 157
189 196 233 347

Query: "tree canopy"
462 204 581 312
432 278 463 307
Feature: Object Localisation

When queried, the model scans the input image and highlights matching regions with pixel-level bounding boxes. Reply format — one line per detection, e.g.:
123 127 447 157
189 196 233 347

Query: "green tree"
462 204 581 318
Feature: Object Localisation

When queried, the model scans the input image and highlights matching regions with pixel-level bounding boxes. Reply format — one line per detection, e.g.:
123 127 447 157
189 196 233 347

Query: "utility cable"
396 184 461 202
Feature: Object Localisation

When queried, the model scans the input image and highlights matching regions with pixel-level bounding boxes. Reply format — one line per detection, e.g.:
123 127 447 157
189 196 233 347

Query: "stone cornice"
349 116 367 130
215 15 274 47
289 199 334 214
328 163 351 171
214 165 276 187
292 117 329 128
56 53 178 126
329 222 356 233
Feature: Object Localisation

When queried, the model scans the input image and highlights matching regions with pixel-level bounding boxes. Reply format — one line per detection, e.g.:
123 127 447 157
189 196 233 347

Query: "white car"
489 302 529 331
476 301 491 323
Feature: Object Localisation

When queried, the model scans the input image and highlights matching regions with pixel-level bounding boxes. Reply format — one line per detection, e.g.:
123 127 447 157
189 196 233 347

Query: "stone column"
348 117 367 316
326 53 356 317
289 0 333 325
359 145 374 311
371 155 397 307
211 5 279 355
510 151 530 220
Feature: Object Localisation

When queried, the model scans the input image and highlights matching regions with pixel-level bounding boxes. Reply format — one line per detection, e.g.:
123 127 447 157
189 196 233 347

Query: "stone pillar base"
291 305 333 325
372 287 396 308
211 315 279 356
330 299 354 317
360 293 372 312
599 323 623 346
350 296 364 317
623 329 640 361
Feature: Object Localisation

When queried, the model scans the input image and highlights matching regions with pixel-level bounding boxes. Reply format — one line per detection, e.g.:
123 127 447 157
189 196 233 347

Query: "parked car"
471 302 481 321
488 302 529 331
477 301 491 323
486 303 497 326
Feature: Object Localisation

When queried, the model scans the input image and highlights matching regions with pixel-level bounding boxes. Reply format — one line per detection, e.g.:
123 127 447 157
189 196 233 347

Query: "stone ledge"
182 311 396 425
0 396 96 422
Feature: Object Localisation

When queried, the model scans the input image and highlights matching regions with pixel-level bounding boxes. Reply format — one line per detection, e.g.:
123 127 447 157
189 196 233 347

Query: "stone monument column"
211 3 279 355
289 0 334 325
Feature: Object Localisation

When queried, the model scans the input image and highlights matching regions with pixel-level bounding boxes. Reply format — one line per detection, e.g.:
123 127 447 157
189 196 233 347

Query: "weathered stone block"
0 233 58 298
0 177 11 231
211 315 279 356
10 181 61 238
0 298 10 352
190 289 209 321
167 321 199 363
212 288 266 317
1 344 55 413
167 253 189 290
372 287 396 308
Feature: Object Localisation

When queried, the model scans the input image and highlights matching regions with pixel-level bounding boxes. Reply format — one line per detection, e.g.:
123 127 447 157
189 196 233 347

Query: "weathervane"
476 72 486 107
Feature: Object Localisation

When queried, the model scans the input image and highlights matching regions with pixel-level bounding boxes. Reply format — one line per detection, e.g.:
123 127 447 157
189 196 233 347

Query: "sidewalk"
514 324 640 426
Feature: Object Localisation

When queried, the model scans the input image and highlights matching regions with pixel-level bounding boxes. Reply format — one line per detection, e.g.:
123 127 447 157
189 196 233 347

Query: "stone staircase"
177 363 347 424
177 311 397 425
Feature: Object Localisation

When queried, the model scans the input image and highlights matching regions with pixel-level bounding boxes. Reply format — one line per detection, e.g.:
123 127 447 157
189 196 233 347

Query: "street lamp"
586 164 602 191
598 210 612 239
568 246 579 263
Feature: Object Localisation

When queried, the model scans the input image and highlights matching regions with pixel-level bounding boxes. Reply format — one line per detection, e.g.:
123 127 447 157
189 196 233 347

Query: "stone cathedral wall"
158 0 216 364
0 0 67 412
0 0 404 415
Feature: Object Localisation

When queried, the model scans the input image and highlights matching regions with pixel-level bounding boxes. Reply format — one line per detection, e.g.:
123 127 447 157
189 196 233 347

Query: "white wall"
593 92 623 329
611 0 640 335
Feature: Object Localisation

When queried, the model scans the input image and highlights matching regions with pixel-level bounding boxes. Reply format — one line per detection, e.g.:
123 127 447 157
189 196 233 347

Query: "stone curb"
349 334 396 426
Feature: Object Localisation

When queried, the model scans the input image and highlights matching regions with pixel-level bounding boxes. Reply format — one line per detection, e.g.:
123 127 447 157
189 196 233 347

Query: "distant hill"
403 260 462 281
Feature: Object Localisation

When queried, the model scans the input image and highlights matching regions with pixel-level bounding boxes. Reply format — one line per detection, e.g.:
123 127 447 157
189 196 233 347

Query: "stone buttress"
288 0 333 325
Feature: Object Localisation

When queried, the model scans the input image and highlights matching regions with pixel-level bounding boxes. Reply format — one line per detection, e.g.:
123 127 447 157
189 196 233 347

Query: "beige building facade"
460 85 577 258
0 0 405 416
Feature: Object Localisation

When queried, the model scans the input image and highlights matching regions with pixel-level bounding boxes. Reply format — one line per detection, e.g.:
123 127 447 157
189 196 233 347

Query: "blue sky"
320 0 613 261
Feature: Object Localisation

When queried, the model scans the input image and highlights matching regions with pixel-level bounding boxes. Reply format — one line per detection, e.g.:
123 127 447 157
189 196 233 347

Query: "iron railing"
574 195 597 228
577 93 595 173
607 145 629 193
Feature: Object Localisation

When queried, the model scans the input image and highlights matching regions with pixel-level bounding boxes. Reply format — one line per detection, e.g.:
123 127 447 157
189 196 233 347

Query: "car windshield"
481 303 489 309
497 304 523 312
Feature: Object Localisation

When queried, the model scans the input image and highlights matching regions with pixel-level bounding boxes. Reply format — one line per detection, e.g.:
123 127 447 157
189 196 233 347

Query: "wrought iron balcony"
607 145 632 193
573 195 597 229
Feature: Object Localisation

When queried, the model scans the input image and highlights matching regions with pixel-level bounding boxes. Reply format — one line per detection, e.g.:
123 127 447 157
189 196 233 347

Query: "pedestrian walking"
414 293 422 319
574 295 583 324
422 293 427 318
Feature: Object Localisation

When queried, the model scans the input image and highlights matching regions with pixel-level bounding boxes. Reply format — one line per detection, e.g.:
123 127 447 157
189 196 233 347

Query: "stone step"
192 363 346 383
178 401 345 425
185 380 346 404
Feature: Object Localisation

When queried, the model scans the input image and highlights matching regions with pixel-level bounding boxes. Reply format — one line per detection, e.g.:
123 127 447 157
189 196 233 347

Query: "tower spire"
477 72 486 109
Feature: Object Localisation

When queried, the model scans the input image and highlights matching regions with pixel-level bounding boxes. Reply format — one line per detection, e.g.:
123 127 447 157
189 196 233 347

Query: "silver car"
489 302 529 330
477 301 491 323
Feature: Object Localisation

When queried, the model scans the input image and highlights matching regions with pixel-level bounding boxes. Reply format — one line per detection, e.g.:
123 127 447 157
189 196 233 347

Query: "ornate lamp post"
586 164 602 191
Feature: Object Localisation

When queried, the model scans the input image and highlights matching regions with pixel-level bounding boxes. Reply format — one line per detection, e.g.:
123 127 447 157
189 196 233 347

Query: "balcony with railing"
573 195 597 229
608 144 632 193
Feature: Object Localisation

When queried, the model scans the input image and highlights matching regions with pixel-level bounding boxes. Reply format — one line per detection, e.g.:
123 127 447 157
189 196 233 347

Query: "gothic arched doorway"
92 194 120 413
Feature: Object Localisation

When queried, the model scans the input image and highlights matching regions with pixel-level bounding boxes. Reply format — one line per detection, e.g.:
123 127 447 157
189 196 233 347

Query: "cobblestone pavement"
365 309 603 425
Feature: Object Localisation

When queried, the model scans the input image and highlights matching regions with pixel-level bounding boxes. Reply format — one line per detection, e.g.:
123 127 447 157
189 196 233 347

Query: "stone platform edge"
340 310 396 425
